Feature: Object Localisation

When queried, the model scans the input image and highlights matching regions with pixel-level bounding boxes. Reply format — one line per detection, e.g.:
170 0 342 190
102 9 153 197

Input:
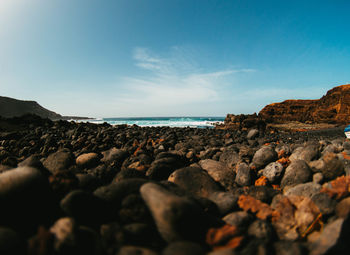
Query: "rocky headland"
0 112 349 255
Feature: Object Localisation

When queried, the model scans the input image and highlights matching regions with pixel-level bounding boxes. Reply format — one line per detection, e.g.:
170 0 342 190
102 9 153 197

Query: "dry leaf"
321 175 350 200
206 225 243 251
238 195 274 220
277 157 290 168
255 176 269 186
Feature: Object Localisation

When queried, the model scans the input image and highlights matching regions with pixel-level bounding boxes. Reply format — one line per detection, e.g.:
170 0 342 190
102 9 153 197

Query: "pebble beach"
0 114 349 255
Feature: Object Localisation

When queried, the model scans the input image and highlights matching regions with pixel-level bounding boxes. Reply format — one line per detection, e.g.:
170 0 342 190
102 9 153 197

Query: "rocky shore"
0 114 350 255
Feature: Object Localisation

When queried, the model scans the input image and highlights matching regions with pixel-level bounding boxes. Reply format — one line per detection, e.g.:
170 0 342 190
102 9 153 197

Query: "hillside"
259 84 350 124
0 96 62 120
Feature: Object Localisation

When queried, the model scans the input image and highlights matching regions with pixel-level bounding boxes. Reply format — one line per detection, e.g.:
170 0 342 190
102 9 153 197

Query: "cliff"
259 84 350 124
0 96 62 120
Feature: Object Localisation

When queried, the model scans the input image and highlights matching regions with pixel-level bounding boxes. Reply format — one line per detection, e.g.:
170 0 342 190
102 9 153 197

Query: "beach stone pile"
0 115 349 255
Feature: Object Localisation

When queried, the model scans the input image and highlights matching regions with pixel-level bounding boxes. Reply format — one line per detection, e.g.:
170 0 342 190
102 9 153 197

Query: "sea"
80 117 225 128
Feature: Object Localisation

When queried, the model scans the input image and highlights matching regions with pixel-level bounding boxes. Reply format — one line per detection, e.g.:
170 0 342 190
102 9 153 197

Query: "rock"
319 153 344 181
18 155 45 170
0 166 55 235
335 197 350 218
60 190 108 226
310 217 350 255
76 153 100 169
162 241 206 255
50 217 104 255
146 154 187 181
219 149 239 168
0 227 25 255
289 144 319 162
43 149 74 174
235 162 251 186
313 172 324 184
245 186 279 203
222 211 252 233
284 182 321 198
168 167 221 198
281 160 312 188
247 129 259 140
140 183 216 243
114 168 146 182
116 246 158 255
311 193 336 215
262 162 284 183
122 223 164 248
76 173 100 192
208 192 238 215
247 219 273 240
273 241 306 255
198 159 235 190
252 145 278 169
101 147 129 166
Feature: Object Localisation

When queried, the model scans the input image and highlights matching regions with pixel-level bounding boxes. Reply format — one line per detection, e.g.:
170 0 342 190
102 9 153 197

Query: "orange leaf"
206 225 243 251
321 175 350 200
255 176 269 186
238 195 274 220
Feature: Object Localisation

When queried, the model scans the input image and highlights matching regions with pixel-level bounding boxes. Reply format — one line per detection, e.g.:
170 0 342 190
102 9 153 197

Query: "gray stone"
252 145 277 169
43 149 74 174
319 153 344 181
162 241 205 255
247 129 259 140
274 241 305 255
335 197 350 218
289 144 319 162
208 191 238 215
101 147 128 166
284 182 321 198
247 219 273 240
311 193 336 215
235 162 251 186
262 162 284 183
312 172 323 184
219 149 240 168
140 183 213 243
168 167 221 198
222 211 252 233
199 159 235 190
281 160 312 188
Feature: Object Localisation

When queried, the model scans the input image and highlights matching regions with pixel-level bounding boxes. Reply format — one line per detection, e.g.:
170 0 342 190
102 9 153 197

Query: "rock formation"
0 96 62 119
259 84 350 124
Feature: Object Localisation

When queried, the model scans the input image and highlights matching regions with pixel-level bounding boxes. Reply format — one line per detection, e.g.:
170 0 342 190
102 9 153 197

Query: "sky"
1 0 350 117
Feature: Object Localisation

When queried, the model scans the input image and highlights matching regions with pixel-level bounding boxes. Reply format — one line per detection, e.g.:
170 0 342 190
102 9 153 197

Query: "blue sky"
1 0 349 117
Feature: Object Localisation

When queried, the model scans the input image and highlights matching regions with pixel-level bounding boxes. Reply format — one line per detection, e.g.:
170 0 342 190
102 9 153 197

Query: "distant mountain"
0 96 62 120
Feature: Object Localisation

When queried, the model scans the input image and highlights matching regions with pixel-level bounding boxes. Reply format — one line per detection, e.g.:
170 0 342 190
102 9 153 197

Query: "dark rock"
289 144 319 162
262 162 284 183
49 171 79 200
0 166 55 236
123 223 165 248
43 149 74 174
245 186 279 203
284 182 321 198
60 190 109 226
247 219 273 240
18 155 45 171
101 148 129 167
76 173 100 192
119 194 153 224
140 183 218 243
114 168 146 182
208 191 238 215
319 153 344 181
222 211 252 233
235 162 251 186
76 153 100 169
168 166 221 198
313 173 324 184
281 160 312 188
198 159 236 190
116 246 158 255
146 154 187 181
219 149 240 168
0 227 26 255
310 217 350 255
252 145 278 169
162 241 206 255
335 197 350 218
273 241 306 255
311 193 336 216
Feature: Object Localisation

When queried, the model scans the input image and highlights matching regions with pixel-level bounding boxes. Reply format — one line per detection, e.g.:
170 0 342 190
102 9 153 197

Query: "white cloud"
114 46 254 115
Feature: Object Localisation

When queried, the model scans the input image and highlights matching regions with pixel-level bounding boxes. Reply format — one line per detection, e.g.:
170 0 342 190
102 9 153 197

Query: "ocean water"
81 117 225 128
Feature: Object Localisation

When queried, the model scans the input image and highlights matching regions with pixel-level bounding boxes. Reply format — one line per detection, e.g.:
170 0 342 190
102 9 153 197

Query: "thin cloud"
118 46 255 112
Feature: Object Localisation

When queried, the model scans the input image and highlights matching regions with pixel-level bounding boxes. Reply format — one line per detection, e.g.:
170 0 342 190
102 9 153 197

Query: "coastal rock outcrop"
259 84 350 124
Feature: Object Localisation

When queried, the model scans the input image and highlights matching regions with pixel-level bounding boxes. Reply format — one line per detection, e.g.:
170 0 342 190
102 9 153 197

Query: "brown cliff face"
259 84 350 124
